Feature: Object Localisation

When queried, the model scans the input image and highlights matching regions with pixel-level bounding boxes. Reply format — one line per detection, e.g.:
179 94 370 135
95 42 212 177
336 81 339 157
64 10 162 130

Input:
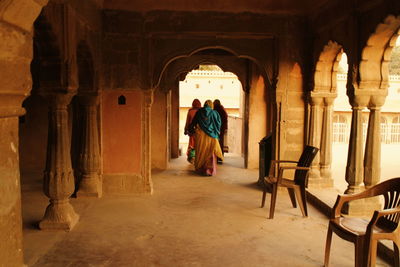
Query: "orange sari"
194 128 223 176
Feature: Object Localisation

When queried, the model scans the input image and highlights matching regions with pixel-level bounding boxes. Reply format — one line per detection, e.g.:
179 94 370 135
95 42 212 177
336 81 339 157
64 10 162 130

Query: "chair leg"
294 186 307 217
368 240 377 267
394 242 399 267
261 183 267 208
354 239 365 267
301 186 308 216
269 183 278 219
287 188 297 208
324 224 333 267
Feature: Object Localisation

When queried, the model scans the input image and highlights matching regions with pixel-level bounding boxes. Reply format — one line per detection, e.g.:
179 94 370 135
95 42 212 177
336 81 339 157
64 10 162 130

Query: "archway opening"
380 35 400 180
332 52 352 192
179 64 245 168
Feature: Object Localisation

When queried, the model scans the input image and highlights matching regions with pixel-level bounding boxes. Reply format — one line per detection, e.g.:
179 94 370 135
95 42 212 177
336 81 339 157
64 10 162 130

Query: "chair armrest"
271 160 298 164
369 207 400 225
332 190 378 218
279 166 310 171
366 207 400 233
268 160 299 177
277 166 310 182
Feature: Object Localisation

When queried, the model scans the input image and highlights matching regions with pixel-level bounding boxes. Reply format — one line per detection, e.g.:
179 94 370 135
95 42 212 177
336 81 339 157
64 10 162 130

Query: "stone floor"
21 154 390 267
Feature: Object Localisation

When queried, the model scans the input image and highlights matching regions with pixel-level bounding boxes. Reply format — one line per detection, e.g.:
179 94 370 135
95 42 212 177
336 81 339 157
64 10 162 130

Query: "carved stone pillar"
307 95 322 184
142 90 154 194
76 95 101 198
319 96 335 187
0 93 26 265
364 96 386 188
39 93 79 230
345 105 365 195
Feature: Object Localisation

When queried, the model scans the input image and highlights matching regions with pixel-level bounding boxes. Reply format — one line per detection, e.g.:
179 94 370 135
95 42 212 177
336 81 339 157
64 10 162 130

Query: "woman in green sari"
189 100 223 176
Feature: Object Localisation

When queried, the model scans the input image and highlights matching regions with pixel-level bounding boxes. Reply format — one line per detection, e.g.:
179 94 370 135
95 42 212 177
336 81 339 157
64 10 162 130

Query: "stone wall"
102 10 308 174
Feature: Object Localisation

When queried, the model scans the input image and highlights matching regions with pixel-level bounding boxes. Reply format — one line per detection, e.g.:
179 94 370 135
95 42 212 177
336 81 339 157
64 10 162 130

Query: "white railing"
391 124 400 143
333 123 349 143
390 75 400 82
336 73 347 81
336 74 400 81
381 124 390 143
333 122 400 144
187 70 237 78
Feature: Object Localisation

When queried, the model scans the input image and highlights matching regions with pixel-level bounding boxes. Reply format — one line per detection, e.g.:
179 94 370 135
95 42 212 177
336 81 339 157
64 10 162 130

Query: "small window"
220 85 223 89
196 84 200 89
118 95 126 105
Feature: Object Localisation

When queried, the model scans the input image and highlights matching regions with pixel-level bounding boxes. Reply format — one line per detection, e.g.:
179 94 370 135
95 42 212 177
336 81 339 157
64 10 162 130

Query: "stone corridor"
22 155 388 267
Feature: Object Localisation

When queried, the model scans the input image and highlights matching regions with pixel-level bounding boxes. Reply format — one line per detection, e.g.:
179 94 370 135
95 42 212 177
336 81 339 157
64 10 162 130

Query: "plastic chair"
260 145 319 219
324 177 400 267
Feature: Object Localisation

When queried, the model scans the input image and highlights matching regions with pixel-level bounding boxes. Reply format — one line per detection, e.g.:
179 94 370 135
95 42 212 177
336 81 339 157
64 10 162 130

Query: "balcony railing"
337 74 400 81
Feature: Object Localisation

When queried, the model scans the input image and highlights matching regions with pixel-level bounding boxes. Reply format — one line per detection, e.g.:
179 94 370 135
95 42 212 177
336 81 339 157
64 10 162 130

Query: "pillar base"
39 199 79 231
76 176 102 198
308 168 321 181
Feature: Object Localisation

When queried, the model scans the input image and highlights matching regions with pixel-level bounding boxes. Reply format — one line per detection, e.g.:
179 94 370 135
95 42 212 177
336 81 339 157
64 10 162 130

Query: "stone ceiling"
102 0 329 15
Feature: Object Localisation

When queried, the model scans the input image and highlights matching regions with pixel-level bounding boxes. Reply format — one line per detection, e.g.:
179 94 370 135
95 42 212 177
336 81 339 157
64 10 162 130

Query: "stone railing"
187 70 237 78
336 74 400 81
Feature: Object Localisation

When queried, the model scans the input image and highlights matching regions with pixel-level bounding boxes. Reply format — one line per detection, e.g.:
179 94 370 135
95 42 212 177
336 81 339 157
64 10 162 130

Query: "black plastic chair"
260 145 319 219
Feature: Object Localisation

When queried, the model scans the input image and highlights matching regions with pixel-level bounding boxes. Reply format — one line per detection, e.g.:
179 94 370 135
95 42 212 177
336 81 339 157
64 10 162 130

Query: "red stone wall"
102 90 142 174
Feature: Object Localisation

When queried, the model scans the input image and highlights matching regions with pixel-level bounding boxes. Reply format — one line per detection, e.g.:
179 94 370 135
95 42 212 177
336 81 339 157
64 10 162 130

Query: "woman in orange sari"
184 99 201 163
189 100 223 176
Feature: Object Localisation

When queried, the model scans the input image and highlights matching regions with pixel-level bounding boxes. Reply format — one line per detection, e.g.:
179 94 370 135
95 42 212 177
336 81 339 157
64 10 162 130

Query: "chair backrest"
370 178 400 230
294 145 319 186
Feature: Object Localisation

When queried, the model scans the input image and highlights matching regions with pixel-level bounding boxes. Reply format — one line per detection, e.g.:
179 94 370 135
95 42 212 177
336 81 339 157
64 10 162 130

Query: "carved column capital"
349 88 374 108
309 95 323 106
368 95 386 110
45 92 75 110
323 96 336 106
77 94 99 106
0 92 27 118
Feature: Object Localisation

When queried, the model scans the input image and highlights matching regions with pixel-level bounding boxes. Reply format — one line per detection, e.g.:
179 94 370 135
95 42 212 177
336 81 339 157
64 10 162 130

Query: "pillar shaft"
76 95 101 197
308 96 322 182
0 113 24 265
319 97 334 186
142 90 154 193
364 107 381 188
345 107 364 194
39 93 79 231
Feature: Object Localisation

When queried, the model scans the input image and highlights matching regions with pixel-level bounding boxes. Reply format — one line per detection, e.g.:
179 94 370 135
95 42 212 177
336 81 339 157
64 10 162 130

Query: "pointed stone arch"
308 41 346 188
359 15 400 90
313 41 343 93
152 46 273 170
159 53 248 92
155 46 272 90
356 15 400 195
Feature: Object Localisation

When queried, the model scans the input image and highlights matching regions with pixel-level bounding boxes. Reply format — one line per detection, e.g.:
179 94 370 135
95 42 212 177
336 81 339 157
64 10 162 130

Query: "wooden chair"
324 177 400 267
260 145 319 219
